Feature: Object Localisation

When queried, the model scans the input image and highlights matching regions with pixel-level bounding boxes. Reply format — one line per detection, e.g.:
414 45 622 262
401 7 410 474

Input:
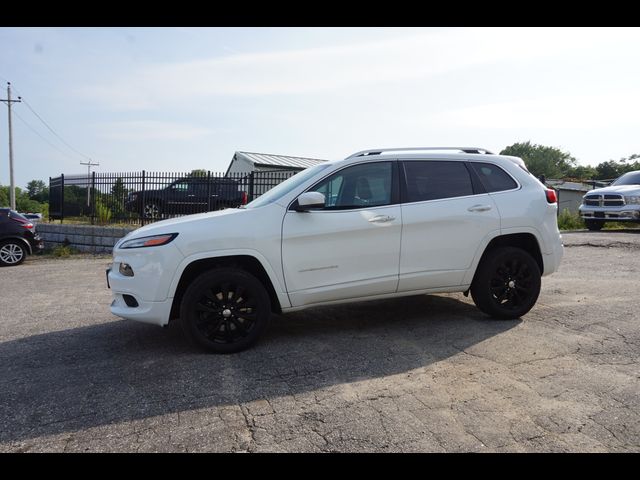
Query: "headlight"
624 196 640 205
119 233 178 249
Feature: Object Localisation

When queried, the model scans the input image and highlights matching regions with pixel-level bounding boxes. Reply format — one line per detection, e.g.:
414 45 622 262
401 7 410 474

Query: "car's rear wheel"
143 201 162 219
470 247 541 320
0 240 27 266
180 268 271 353
585 219 604 231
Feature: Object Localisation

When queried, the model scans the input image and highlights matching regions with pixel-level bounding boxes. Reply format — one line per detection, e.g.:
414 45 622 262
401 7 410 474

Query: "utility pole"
1 82 22 210
80 160 99 207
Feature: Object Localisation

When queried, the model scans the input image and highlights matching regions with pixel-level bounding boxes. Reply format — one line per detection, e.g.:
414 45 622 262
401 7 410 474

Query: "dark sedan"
0 208 44 266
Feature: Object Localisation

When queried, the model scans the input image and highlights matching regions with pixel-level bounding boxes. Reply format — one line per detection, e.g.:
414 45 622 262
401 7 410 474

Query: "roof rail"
346 147 495 159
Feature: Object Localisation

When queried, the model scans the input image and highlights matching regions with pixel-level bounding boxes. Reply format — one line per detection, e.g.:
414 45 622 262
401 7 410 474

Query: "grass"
49 245 78 257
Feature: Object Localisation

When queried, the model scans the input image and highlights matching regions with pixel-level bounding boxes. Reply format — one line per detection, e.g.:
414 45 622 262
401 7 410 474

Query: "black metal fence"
48 170 298 225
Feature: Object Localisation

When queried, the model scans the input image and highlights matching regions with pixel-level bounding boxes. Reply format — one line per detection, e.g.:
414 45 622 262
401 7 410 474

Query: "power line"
12 109 80 161
19 97 93 161
4 80 94 162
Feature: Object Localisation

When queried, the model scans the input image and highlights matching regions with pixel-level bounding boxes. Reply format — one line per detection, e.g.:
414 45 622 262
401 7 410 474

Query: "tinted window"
403 161 473 202
470 162 517 192
310 162 393 209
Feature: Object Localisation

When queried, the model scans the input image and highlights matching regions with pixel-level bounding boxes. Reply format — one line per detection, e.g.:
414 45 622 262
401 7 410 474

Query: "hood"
586 184 640 196
124 208 245 239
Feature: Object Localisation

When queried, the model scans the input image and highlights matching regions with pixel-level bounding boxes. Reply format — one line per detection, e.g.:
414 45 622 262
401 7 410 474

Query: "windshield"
245 163 332 208
612 171 640 186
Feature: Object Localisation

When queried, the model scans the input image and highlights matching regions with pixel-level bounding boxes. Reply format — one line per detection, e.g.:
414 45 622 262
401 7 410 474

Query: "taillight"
241 191 248 205
545 189 557 204
11 217 34 229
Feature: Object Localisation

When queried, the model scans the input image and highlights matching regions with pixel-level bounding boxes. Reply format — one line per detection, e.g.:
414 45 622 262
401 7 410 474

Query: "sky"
1 26 640 189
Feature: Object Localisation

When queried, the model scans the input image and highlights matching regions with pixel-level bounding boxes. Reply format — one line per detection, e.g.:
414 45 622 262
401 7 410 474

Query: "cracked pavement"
0 230 639 452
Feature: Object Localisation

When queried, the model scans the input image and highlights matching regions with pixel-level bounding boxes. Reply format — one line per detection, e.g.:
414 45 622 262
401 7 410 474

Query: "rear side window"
403 161 473 202
469 162 517 193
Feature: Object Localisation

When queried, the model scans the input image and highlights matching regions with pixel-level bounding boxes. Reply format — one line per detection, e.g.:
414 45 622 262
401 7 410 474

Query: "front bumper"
110 294 172 326
107 242 183 326
579 205 640 221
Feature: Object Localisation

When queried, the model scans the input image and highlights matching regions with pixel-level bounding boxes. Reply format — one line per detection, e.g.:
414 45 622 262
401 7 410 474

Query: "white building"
226 151 328 175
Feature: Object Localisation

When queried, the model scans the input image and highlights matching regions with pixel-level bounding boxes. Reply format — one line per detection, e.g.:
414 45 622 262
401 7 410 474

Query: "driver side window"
309 162 393 209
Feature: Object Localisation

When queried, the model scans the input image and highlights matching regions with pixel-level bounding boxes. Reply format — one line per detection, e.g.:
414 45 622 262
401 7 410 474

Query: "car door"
398 160 501 291
166 179 190 215
282 161 402 307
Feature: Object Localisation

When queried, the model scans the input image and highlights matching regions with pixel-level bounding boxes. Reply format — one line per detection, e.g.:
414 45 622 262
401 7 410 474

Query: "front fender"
167 248 291 309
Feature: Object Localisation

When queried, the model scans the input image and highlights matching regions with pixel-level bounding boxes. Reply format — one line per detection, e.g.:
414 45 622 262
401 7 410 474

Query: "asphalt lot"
0 230 639 452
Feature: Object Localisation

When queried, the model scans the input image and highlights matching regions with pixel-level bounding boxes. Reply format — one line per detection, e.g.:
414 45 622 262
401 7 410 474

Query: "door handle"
369 215 395 223
467 204 492 212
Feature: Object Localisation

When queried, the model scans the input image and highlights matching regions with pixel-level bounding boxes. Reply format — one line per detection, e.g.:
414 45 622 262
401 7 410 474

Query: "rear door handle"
369 215 395 223
467 204 492 212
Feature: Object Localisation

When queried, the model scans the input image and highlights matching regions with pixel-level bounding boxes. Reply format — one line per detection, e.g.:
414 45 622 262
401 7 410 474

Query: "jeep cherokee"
107 147 564 353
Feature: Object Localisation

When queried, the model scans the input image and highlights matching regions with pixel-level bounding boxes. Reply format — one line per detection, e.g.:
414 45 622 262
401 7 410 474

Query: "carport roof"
235 151 328 170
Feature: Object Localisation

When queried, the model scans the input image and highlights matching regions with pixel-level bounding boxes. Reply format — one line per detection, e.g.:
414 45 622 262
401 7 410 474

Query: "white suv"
107 147 564 353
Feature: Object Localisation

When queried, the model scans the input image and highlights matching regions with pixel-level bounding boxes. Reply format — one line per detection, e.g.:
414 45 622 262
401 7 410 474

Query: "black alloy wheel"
180 268 271 353
470 247 541 320
143 202 162 219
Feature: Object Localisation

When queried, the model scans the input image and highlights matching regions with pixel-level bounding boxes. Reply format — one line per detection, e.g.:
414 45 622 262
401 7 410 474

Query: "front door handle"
369 215 395 223
467 204 492 212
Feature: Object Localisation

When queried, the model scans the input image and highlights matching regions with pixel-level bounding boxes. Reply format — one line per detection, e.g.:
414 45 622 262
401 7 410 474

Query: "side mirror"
294 192 326 211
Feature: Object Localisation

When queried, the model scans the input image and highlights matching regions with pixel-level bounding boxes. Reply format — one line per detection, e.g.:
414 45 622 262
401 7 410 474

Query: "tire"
180 268 272 353
143 201 162 219
585 219 604 231
0 240 27 266
470 247 541 320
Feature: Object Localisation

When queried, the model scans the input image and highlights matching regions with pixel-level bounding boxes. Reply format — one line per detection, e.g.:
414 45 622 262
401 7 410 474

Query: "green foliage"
594 156 640 180
556 209 585 231
500 141 576 179
0 183 48 213
51 244 75 257
95 199 112 225
26 179 48 202
188 169 208 178
0 185 8 207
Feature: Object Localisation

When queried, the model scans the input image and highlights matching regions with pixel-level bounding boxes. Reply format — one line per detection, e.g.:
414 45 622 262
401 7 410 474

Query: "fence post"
206 170 212 212
248 171 255 202
90 171 96 225
48 177 52 222
141 170 146 226
60 173 65 224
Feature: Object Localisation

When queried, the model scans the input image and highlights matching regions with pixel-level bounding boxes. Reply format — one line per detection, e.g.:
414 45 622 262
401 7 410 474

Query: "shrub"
557 209 585 230
51 245 75 257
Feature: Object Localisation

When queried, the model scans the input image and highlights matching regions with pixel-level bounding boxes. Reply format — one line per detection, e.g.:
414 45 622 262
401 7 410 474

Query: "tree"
500 141 577 179
26 180 48 202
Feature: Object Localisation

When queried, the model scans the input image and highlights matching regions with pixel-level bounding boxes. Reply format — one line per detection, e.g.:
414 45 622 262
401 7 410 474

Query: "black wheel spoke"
195 302 217 313
229 318 250 337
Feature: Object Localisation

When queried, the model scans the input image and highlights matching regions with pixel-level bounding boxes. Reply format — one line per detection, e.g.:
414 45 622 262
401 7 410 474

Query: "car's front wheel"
180 268 272 353
470 247 541 320
0 240 27 266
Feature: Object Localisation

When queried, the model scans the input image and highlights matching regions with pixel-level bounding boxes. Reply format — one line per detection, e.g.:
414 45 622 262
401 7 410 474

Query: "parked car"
124 176 248 219
0 208 44 266
107 147 564 353
579 170 640 230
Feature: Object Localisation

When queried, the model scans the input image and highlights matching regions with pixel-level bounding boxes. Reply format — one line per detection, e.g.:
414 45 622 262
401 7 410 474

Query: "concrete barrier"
36 223 137 253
